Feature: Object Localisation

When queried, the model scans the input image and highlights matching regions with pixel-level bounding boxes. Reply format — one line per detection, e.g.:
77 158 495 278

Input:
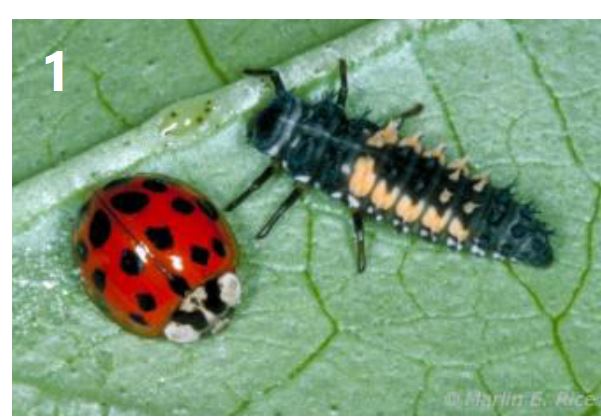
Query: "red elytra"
73 175 240 342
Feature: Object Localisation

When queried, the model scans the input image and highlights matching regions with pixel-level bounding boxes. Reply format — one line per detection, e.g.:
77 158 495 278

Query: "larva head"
248 94 300 157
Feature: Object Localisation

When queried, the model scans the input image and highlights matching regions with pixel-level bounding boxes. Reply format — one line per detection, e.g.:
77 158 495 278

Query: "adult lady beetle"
73 175 240 343
226 60 553 271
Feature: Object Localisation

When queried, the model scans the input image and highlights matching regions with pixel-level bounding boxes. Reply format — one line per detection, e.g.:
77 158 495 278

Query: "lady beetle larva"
226 60 553 271
73 175 241 343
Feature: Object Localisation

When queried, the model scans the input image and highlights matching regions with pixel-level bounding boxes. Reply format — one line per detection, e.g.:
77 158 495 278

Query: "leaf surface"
12 20 601 415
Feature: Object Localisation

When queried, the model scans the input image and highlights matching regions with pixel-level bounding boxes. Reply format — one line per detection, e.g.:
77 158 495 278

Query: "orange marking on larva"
448 217 470 242
425 144 447 163
421 207 452 233
449 157 469 176
366 121 399 148
395 195 424 223
439 188 453 204
473 174 489 192
370 180 400 210
349 156 377 197
463 201 479 214
399 135 423 154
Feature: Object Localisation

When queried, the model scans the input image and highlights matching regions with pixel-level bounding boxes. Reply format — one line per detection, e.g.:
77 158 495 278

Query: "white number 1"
45 50 63 92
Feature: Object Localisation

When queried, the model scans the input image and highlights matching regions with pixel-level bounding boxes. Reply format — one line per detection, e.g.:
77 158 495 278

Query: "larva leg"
352 211 367 273
255 186 304 239
243 68 287 95
225 165 277 211
337 59 348 107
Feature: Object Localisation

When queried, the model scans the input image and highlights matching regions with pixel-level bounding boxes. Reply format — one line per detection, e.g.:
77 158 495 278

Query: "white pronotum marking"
180 286 207 311
164 272 241 343
164 322 200 344
218 272 241 307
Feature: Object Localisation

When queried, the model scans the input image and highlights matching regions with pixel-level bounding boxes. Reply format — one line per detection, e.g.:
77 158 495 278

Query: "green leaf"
12 19 368 184
12 20 601 415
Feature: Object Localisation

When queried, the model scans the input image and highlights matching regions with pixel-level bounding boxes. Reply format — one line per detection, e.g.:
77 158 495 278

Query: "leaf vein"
505 20 595 183
412 365 434 415
475 367 502 415
411 42 467 157
229 204 340 415
185 20 230 85
87 67 133 129
13 20 84 77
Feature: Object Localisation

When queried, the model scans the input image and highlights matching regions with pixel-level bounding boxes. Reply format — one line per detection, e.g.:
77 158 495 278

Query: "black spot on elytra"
204 278 227 314
136 293 157 311
190 245 210 265
92 268 106 292
103 177 130 190
197 199 219 220
169 275 190 296
145 227 174 250
171 197 195 214
121 249 143 275
212 238 226 257
89 210 111 248
142 178 168 193
111 192 149 214
75 240 88 262
129 313 147 326
171 310 208 331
